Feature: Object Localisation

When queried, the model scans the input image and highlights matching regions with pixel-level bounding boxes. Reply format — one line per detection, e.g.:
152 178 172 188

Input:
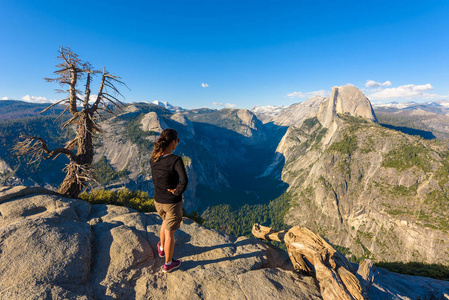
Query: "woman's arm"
171 157 188 196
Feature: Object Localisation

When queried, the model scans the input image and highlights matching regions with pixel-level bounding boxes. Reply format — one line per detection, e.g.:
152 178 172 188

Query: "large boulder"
0 187 92 299
0 186 322 299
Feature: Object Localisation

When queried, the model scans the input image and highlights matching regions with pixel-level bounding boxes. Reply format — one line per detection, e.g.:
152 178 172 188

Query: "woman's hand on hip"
167 188 176 195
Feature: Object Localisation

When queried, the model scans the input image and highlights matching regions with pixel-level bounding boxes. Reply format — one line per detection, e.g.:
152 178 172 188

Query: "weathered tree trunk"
252 224 366 300
57 111 94 198
57 163 83 197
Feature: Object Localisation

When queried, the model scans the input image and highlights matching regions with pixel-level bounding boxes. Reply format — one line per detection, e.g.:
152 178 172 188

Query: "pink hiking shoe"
157 241 165 258
161 259 181 273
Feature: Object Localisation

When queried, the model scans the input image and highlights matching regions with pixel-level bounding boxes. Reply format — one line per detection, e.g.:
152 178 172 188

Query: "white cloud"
76 93 98 103
367 83 441 100
366 80 392 88
422 93 445 100
90 94 98 103
21 95 59 103
211 102 236 108
1 97 11 100
287 90 330 98
201 83 209 88
20 94 102 105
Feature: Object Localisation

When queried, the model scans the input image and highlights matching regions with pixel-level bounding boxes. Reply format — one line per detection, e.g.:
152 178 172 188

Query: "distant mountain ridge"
373 100 449 110
373 100 449 139
0 100 67 120
1 88 449 267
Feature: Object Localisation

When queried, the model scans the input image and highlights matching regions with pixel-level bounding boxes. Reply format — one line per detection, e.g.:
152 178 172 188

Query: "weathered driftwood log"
252 224 366 300
251 223 286 242
252 224 313 274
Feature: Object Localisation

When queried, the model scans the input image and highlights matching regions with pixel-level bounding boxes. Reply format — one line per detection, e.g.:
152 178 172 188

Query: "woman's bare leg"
160 220 166 249
164 229 175 263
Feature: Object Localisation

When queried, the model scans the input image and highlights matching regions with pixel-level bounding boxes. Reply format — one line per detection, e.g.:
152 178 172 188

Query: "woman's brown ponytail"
151 129 179 161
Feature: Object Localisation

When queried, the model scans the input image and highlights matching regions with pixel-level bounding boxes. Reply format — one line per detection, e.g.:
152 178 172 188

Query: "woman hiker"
150 128 188 272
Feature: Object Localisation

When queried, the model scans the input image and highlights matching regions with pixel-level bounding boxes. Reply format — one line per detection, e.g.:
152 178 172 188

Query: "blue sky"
1 0 449 109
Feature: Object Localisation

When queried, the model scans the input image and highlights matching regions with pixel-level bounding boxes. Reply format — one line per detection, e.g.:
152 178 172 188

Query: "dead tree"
252 224 370 300
13 46 126 198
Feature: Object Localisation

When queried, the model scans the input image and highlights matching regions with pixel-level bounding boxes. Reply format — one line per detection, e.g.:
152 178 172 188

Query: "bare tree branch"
102 95 121 108
40 98 69 114
65 136 79 150
83 72 92 108
104 93 126 106
62 112 80 129
91 68 106 111
104 80 126 97
54 105 70 121
13 135 78 163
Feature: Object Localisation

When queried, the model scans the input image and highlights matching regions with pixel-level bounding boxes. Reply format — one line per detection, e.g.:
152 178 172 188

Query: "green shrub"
425 190 448 207
329 133 358 156
339 113 369 125
79 188 156 212
303 117 319 129
183 209 204 224
333 244 352 256
92 156 129 185
181 155 192 165
375 261 449 281
313 127 328 145
391 185 416 196
79 188 203 224
386 209 406 216
382 143 430 171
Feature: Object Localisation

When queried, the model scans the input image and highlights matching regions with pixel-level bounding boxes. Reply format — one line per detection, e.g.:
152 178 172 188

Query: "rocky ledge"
0 185 448 299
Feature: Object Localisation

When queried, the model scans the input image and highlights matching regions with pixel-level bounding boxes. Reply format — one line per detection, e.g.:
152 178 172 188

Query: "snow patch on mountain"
136 100 185 113
372 102 415 109
251 105 286 116
372 100 449 110
250 105 287 123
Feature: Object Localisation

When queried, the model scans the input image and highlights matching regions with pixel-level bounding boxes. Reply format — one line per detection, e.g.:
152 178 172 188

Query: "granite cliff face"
0 186 448 300
264 86 449 265
317 85 377 129
271 96 326 127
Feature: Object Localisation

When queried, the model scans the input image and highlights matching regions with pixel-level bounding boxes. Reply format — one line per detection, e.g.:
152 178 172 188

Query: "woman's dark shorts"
155 201 183 231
